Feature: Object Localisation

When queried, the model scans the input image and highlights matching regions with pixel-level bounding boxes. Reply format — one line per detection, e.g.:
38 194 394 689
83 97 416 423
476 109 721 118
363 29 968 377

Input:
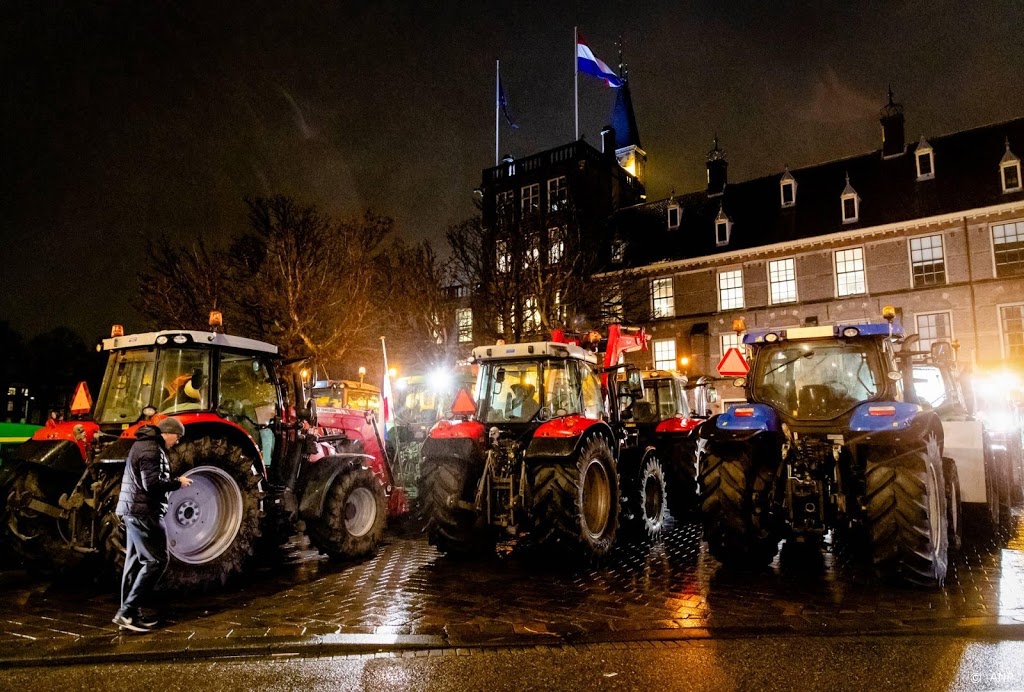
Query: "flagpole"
574 26 579 141
495 59 500 166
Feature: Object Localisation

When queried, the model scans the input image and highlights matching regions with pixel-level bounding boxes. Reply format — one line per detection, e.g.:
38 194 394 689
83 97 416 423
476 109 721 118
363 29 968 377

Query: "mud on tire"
531 436 619 557
1 464 86 569
160 438 264 590
307 465 386 559
865 435 948 587
699 448 778 567
420 456 492 555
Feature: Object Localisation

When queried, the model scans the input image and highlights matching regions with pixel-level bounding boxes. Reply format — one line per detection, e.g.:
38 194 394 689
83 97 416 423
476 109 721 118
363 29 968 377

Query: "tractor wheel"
531 436 619 557
865 435 948 587
665 439 699 520
420 456 492 556
622 454 667 542
307 465 386 559
161 438 264 590
944 457 962 554
699 449 778 567
95 469 127 576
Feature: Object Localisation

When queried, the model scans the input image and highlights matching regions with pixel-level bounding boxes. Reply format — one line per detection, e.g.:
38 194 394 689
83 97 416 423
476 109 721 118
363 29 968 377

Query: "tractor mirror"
298 398 317 425
930 341 954 366
706 387 719 404
626 367 645 398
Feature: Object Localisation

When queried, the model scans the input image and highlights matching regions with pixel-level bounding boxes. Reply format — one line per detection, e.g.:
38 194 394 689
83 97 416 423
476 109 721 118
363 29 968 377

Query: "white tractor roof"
472 341 598 365
102 330 279 355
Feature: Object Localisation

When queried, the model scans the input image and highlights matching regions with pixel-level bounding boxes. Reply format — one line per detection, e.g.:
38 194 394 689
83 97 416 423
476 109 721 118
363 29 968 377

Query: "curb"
6 619 1024 668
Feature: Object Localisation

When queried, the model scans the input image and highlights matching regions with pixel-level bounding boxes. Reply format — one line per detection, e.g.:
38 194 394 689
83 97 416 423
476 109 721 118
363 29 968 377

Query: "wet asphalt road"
3 513 1024 669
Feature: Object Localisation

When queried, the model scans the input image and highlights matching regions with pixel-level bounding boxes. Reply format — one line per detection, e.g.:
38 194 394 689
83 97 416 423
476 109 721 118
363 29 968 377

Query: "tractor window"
219 353 278 466
634 378 681 422
752 340 881 420
912 365 948 408
579 362 605 420
479 361 542 422
543 360 582 416
156 349 210 414
94 348 157 424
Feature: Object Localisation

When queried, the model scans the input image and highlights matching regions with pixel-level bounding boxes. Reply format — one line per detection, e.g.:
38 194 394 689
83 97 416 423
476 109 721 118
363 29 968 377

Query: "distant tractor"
621 370 715 519
698 312 956 586
419 325 667 558
0 318 393 589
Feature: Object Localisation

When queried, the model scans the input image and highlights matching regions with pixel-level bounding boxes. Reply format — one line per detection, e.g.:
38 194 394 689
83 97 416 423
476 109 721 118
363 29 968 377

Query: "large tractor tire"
420 456 492 556
700 448 778 567
622 454 667 542
944 457 962 554
865 435 948 587
531 436 619 557
160 438 264 590
307 465 387 559
664 439 699 520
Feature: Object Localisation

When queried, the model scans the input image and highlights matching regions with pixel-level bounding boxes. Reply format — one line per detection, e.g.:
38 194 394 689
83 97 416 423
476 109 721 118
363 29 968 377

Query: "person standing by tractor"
111 417 193 633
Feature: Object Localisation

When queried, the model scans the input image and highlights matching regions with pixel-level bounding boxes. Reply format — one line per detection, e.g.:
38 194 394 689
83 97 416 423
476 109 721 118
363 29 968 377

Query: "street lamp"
358 367 366 385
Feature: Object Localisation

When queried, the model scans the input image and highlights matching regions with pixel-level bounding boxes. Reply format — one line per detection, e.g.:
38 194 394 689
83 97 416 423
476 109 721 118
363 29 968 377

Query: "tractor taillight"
734 407 755 417
868 406 897 416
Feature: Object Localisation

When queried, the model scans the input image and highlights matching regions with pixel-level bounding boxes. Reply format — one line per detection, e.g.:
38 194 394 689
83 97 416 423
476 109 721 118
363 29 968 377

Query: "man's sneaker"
112 613 151 633
136 612 160 628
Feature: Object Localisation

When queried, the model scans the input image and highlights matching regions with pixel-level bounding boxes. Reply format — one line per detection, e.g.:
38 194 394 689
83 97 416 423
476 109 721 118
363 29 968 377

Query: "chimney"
706 136 727 196
880 88 905 158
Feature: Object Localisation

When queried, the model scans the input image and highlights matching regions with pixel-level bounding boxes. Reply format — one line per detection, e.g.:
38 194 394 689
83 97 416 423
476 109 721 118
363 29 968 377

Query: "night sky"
3 1 1023 343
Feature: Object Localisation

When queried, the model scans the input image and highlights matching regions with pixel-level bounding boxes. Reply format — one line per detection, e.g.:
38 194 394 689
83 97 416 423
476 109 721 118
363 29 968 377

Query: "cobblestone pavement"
2 514 1024 666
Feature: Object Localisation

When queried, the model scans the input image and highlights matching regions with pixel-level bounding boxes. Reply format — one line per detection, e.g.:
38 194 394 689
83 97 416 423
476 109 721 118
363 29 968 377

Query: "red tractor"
621 370 716 519
0 320 397 589
419 325 665 558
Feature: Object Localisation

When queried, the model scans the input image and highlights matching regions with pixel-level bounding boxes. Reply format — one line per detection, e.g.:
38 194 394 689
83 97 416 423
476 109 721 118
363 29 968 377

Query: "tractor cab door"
217 352 288 468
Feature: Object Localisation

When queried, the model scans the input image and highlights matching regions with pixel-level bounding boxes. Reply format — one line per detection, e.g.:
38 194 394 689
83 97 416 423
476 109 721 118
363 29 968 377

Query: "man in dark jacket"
112 417 193 633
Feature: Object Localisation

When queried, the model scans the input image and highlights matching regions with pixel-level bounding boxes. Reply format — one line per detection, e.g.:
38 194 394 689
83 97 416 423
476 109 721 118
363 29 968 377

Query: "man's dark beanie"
157 417 185 438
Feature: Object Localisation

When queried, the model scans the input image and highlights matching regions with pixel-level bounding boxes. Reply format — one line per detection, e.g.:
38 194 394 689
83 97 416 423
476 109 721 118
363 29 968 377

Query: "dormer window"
915 136 935 181
667 201 681 230
780 168 797 208
715 206 732 246
841 173 860 224
1001 138 1022 193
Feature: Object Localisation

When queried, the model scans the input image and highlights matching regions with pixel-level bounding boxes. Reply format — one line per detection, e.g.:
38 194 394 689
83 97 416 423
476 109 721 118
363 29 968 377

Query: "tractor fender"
421 435 486 469
172 420 268 480
5 438 86 475
298 453 376 520
700 407 782 446
848 403 943 451
524 420 615 462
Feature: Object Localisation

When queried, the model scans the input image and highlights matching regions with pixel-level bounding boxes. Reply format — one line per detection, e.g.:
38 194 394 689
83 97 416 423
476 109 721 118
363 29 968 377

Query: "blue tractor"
698 312 953 586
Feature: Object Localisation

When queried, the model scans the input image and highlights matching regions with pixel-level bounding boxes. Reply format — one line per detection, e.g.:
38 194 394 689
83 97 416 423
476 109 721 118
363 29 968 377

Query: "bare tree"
137 237 225 331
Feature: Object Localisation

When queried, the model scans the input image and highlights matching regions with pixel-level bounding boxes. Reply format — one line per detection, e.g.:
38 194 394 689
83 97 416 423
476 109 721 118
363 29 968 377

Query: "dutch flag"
577 34 622 88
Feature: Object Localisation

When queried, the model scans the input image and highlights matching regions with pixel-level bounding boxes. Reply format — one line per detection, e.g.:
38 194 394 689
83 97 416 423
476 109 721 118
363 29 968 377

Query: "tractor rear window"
752 341 881 420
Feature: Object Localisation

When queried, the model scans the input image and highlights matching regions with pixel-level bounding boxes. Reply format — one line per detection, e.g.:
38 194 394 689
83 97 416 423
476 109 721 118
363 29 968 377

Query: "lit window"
993 221 1024 277
909 234 946 287
721 332 741 356
524 232 540 268
1001 304 1024 358
521 184 540 216
523 296 541 333
768 258 797 304
496 239 511 273
548 226 564 264
780 169 797 208
718 269 744 311
1002 140 1022 193
496 190 514 227
915 137 935 181
651 277 674 318
547 176 568 212
715 206 732 246
456 308 473 343
553 290 565 322
653 339 676 370
915 312 951 352
841 174 860 224
835 247 866 297
667 203 681 230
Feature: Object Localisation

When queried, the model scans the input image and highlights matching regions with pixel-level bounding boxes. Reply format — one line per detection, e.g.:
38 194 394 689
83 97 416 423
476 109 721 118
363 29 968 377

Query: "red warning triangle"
70 381 93 415
450 387 477 416
717 347 750 377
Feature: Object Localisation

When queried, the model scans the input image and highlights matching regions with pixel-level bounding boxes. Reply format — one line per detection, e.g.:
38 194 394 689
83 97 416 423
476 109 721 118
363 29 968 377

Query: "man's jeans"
117 515 169 617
